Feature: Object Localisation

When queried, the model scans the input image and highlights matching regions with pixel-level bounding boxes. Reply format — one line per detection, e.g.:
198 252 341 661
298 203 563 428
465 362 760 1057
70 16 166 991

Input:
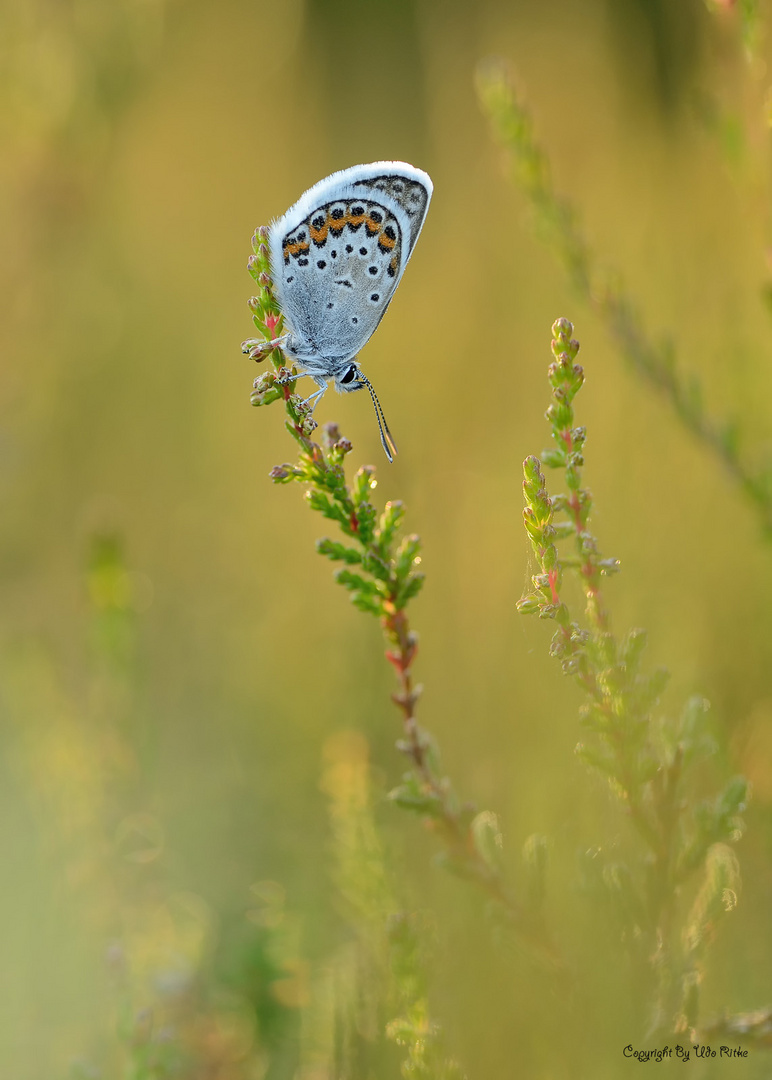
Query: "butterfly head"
334 362 366 395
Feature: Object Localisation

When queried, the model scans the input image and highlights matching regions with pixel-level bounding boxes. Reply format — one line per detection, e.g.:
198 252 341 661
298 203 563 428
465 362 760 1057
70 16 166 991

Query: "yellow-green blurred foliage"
2 0 772 1075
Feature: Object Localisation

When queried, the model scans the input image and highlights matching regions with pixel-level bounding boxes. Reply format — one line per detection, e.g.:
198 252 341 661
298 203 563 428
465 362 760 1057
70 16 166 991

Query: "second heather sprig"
519 317 748 1038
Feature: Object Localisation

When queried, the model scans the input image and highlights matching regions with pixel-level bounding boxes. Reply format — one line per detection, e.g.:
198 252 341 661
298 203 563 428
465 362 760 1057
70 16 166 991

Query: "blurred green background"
3 0 772 1075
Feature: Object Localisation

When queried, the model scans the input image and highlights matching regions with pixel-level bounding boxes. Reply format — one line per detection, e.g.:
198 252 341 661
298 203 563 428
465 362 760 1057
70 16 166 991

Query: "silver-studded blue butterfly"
246 161 432 461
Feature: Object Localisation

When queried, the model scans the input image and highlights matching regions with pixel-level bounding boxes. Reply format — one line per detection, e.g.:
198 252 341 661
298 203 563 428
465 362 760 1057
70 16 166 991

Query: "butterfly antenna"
359 373 398 463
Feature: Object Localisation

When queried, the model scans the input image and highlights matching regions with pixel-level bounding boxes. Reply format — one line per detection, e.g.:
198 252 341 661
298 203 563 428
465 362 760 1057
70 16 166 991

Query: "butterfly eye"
340 365 358 385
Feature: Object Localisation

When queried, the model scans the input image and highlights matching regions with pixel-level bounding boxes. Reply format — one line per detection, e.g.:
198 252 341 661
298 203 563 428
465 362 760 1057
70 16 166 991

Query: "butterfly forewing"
269 163 432 368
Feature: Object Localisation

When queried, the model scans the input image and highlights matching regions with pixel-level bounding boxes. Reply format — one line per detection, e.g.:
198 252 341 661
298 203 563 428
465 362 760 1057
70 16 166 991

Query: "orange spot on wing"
283 239 310 263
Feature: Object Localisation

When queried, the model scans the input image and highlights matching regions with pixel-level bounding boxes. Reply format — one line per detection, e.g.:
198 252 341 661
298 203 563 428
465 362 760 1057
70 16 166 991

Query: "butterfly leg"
276 367 312 388
272 369 328 413
305 378 329 413
275 369 325 406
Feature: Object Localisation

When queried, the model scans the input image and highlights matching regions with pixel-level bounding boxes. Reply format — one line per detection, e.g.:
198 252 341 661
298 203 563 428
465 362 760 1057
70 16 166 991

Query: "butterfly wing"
349 165 432 257
268 163 432 365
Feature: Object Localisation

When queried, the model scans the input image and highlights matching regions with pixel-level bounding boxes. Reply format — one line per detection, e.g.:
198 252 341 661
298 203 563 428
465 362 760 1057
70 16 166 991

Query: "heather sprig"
243 235 562 967
519 318 748 1037
475 62 772 537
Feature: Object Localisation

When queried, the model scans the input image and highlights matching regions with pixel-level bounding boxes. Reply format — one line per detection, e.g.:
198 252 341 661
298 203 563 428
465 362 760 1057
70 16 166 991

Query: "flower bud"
552 316 574 339
301 416 318 436
523 455 544 484
322 422 341 447
253 371 276 392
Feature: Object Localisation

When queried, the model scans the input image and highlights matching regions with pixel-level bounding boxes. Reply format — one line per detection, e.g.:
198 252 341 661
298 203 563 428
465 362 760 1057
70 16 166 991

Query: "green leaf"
540 447 566 468
620 628 647 672
395 573 425 608
718 775 749 818
316 537 362 564
376 499 406 554
355 501 377 545
578 702 615 733
361 550 392 582
678 696 717 768
633 667 670 715
306 489 353 531
334 568 380 595
522 833 549 912
388 774 443 816
395 534 422 581
471 810 504 873
350 591 384 616
575 741 618 778
352 464 377 505
683 844 740 960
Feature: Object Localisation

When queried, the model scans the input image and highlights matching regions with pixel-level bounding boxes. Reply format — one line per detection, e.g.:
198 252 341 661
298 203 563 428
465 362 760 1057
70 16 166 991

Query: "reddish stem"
380 605 566 969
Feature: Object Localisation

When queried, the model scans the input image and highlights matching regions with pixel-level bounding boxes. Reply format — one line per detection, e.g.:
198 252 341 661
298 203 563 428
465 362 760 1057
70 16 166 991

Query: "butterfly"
248 161 432 461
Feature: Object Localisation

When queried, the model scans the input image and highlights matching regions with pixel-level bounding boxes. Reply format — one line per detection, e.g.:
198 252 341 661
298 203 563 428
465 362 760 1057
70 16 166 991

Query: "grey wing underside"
274 198 407 363
270 166 432 364
282 253 401 362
